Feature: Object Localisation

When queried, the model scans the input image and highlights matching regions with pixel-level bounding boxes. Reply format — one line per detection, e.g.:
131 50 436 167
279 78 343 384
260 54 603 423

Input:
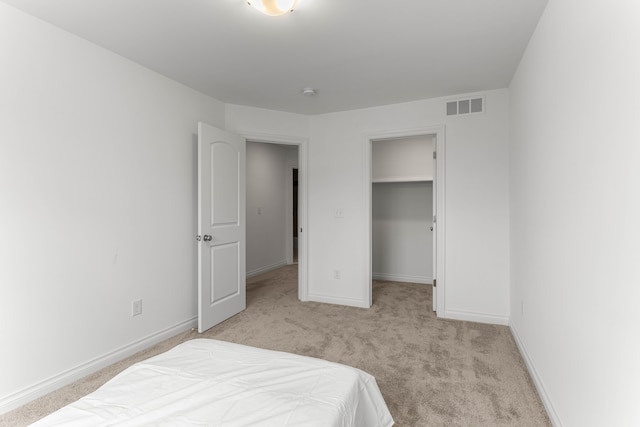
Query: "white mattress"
31 339 394 426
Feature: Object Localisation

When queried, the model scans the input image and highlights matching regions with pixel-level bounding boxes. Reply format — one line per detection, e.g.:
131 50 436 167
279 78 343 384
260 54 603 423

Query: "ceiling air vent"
446 96 484 116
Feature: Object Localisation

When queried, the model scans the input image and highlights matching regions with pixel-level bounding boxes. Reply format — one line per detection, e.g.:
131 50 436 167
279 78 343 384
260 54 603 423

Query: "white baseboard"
509 322 562 427
307 293 370 309
444 309 509 325
372 272 432 284
0 317 197 415
246 260 288 278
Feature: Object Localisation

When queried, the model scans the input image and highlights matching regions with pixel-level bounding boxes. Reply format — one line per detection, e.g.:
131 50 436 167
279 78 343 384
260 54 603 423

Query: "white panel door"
198 122 246 333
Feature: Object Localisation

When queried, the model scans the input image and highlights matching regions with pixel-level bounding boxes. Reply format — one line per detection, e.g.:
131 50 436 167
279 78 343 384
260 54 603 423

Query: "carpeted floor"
1 265 550 426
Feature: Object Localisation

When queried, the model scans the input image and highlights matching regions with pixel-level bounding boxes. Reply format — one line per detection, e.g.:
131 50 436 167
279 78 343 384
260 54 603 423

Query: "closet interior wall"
372 136 435 284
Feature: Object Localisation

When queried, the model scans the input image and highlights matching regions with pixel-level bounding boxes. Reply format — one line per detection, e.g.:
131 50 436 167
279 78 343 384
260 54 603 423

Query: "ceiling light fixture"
247 0 298 16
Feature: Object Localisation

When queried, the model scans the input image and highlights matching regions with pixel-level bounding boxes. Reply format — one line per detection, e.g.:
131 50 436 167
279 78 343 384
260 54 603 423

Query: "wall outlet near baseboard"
132 299 142 317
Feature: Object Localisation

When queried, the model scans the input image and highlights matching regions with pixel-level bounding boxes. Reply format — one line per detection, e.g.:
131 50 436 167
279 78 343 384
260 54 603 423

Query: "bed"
31 339 394 426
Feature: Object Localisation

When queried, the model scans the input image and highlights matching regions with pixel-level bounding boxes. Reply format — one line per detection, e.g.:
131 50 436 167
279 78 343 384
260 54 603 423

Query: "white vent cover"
446 97 484 116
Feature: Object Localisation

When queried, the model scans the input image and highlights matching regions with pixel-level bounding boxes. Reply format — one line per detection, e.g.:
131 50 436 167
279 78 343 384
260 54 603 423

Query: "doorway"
293 168 298 264
364 126 445 315
241 132 308 301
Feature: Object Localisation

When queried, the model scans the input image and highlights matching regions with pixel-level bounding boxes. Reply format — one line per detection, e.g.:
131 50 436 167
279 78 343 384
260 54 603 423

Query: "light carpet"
1 265 550 426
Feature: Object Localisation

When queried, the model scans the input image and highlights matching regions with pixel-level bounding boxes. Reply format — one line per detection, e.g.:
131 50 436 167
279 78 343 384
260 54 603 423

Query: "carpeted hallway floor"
1 265 550 426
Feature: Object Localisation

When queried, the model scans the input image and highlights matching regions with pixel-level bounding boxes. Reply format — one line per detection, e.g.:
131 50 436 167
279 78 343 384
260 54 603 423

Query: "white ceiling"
1 0 548 114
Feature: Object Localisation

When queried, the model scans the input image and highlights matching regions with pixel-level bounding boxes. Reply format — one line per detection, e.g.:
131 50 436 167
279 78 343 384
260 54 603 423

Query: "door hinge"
433 215 436 223
433 279 437 288
300 227 303 233
433 151 436 159
196 235 202 242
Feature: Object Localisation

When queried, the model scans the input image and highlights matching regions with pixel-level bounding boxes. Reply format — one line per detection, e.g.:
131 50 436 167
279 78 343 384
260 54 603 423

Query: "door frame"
363 125 446 315
239 131 309 302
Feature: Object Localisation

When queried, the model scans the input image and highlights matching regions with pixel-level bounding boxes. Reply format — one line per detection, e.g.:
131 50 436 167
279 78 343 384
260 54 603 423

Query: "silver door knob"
203 235 213 242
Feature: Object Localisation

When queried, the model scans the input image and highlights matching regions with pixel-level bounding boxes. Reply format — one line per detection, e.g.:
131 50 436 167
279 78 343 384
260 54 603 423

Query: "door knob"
203 234 213 242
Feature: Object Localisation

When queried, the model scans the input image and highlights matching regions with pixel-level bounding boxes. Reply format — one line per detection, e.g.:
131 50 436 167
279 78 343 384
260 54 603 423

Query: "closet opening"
364 125 445 316
372 136 435 310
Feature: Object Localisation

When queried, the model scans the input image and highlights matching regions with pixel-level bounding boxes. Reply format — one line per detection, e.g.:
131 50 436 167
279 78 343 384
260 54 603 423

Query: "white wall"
0 3 513 413
225 104 310 139
509 1 640 426
307 90 510 321
0 4 225 411
246 142 296 276
372 135 434 181
372 182 433 283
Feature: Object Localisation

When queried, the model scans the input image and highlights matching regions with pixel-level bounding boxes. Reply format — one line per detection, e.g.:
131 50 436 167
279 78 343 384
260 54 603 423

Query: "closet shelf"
372 176 433 183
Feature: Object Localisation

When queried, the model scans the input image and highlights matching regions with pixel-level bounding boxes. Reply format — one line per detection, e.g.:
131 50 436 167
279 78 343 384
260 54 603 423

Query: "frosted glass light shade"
248 0 298 16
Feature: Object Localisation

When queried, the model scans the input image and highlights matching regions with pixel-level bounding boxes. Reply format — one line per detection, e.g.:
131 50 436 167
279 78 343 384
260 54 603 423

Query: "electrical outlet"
132 299 142 317
333 270 341 279
334 208 344 218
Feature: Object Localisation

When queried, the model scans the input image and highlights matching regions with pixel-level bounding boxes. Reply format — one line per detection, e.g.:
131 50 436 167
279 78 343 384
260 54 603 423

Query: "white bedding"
31 339 394 426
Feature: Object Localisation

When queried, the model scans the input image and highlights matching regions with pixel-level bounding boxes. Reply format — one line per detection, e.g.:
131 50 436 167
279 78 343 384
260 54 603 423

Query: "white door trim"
363 125 446 315
238 131 309 302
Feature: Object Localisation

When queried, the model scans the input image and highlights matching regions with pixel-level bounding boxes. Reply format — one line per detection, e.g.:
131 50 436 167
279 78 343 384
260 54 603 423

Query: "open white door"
432 149 437 312
197 122 246 333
